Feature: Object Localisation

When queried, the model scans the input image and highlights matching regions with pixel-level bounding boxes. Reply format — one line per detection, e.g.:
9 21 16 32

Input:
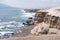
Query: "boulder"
30 22 49 35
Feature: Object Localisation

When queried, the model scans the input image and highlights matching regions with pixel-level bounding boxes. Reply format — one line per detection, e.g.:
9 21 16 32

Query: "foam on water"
20 9 36 20
0 9 36 38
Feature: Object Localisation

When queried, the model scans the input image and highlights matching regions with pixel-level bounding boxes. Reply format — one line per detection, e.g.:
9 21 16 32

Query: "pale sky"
0 0 60 8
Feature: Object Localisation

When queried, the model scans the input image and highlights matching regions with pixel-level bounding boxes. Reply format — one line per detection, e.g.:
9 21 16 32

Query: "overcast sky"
0 0 60 8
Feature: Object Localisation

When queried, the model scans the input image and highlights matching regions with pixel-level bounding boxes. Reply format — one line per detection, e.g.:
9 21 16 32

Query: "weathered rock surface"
48 28 58 34
30 22 49 35
30 7 60 35
32 8 60 29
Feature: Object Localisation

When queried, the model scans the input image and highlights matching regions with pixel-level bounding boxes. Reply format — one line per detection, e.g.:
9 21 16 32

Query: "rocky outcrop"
30 7 60 35
33 9 49 24
32 8 60 29
24 9 40 13
31 22 49 35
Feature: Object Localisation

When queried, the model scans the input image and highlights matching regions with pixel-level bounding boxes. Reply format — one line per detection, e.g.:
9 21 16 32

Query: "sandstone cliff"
33 7 60 29
30 7 60 35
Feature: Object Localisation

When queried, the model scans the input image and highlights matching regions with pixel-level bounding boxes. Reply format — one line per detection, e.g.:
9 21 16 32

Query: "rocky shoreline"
1 7 60 40
30 7 60 35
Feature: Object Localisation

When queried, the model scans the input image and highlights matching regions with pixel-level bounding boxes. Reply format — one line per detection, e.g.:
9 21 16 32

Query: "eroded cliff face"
30 8 60 35
33 9 60 29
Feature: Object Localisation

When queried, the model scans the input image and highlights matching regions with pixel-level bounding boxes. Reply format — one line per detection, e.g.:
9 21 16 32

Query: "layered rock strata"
33 8 60 29
30 8 60 35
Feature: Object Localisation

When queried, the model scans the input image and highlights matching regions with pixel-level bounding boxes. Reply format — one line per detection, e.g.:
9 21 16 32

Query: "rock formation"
24 9 40 13
48 28 58 34
30 7 60 35
32 7 60 29
34 9 49 24
31 22 49 35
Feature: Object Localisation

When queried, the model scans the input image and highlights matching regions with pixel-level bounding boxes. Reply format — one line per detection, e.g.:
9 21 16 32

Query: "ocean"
0 9 35 38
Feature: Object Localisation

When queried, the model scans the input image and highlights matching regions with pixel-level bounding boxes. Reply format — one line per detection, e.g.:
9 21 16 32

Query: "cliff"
30 7 60 35
1 8 60 40
33 7 60 29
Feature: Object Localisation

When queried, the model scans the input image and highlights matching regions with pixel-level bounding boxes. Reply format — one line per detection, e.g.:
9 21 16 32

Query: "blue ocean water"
0 9 35 22
0 4 35 22
0 4 36 38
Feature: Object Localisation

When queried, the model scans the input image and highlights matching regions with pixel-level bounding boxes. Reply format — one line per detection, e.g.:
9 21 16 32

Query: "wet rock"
28 17 33 19
23 17 34 25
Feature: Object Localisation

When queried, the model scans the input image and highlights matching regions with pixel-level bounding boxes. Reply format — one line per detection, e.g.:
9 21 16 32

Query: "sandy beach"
1 34 60 40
